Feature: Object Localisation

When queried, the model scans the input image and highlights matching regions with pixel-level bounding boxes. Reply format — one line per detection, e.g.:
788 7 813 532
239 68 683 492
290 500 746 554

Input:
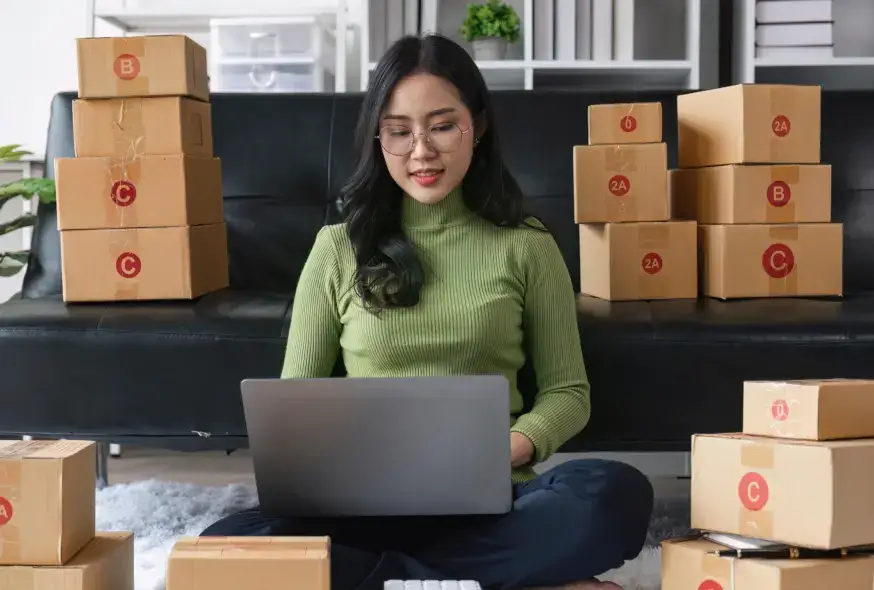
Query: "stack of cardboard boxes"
663 379 874 589
0 440 133 590
56 35 229 303
575 102 697 301
672 83 843 300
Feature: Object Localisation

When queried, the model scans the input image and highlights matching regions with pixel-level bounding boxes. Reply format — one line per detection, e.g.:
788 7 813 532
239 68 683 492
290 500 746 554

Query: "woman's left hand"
510 431 535 467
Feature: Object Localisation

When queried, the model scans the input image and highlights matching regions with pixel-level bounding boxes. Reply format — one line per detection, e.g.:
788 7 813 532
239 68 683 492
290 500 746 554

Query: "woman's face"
378 73 476 205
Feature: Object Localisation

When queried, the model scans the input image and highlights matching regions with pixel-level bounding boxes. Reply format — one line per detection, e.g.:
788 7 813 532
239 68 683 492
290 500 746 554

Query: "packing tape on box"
636 223 672 299
604 146 638 219
765 166 799 223
109 99 147 162
701 553 737 590
110 229 142 301
758 381 803 438
0 442 48 564
737 441 775 539
113 36 150 95
766 226 799 296
105 157 141 227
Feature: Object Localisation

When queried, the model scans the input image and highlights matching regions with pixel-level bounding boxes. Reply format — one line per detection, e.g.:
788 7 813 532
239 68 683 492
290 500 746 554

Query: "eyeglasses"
376 122 473 157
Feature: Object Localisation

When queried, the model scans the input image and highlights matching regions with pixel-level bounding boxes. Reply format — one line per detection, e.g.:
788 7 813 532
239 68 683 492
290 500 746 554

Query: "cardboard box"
573 143 670 223
699 223 843 299
77 35 209 102
0 532 135 590
661 537 874 590
691 433 874 549
55 155 224 230
60 223 229 302
73 97 212 158
671 164 832 224
580 221 697 301
677 84 821 168
0 440 96 565
587 102 662 145
166 537 329 590
743 379 874 441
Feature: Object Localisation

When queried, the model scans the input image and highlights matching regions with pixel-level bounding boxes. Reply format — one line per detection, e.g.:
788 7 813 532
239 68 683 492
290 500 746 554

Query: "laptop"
241 375 513 517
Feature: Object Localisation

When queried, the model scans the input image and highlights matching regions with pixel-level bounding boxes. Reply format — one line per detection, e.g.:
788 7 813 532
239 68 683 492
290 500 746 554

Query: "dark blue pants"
201 459 654 590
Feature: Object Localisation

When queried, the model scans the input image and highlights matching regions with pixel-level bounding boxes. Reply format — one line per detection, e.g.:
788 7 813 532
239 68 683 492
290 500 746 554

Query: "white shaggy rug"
96 480 683 590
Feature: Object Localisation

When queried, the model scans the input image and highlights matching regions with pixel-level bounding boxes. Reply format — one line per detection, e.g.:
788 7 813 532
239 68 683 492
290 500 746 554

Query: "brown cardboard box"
677 84 821 168
73 97 212 158
0 532 135 590
690 433 874 549
77 35 209 102
743 379 874 441
661 537 874 590
55 155 224 230
166 536 329 590
573 143 670 223
580 221 697 301
60 223 229 302
0 441 96 565
671 164 832 224
587 102 662 145
699 223 842 299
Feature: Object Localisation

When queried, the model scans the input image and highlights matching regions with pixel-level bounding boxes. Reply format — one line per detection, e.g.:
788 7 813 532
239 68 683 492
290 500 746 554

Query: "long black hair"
339 33 534 312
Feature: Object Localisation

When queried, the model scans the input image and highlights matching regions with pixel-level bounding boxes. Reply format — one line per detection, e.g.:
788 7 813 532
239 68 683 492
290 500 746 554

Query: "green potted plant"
460 0 521 61
0 144 56 279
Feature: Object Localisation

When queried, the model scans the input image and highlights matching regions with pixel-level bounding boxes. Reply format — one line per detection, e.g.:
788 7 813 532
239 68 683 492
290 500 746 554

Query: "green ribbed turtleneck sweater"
281 188 591 483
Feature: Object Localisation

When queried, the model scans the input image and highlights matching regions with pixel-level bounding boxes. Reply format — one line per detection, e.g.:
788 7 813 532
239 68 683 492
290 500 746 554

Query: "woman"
202 33 653 590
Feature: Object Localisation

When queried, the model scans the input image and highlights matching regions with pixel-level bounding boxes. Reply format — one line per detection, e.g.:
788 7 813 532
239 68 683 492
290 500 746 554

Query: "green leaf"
0 178 56 213
0 144 33 162
0 250 29 277
0 214 36 238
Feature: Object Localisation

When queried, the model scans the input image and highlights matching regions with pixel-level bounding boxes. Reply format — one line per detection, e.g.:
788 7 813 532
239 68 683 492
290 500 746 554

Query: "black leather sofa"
2 89 874 455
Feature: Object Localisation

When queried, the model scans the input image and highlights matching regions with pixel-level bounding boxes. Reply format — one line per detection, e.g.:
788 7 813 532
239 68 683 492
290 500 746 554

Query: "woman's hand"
510 431 535 467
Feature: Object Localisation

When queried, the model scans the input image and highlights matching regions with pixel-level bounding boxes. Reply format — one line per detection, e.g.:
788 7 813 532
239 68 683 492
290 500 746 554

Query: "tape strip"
764 166 799 223
766 225 799 296
738 507 774 539
110 229 141 301
112 99 146 161
604 146 639 219
740 442 775 469
0 457 23 563
112 37 150 96
105 157 142 227
637 223 672 299
701 554 737 590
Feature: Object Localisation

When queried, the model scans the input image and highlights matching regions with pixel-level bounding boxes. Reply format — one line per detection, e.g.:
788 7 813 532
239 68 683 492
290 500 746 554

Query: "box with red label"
671 164 831 224
699 223 842 299
677 84 821 168
77 35 209 102
55 155 224 230
0 440 95 565
743 379 874 441
587 102 662 145
73 97 213 159
573 143 669 223
661 537 874 590
579 221 697 301
4 532 135 590
60 223 229 302
690 433 874 549
166 536 330 590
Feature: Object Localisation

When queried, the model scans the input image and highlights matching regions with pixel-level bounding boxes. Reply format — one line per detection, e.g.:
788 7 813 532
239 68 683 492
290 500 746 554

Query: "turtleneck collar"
401 187 475 229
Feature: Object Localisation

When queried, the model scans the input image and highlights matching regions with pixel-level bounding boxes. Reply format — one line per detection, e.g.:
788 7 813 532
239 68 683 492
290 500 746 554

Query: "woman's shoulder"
311 223 354 263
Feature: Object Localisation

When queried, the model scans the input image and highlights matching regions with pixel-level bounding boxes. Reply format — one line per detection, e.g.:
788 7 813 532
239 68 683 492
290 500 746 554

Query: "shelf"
754 56 874 68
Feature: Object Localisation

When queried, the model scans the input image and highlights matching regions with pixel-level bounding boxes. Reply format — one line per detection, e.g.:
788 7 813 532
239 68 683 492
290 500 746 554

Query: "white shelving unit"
733 0 874 89
366 0 703 91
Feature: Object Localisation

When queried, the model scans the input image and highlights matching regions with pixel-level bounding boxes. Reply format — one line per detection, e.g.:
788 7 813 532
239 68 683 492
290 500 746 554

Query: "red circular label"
738 472 770 511
698 581 723 590
608 174 630 197
642 252 663 275
113 54 141 80
767 180 791 207
772 399 790 421
110 180 137 207
116 252 142 279
620 115 637 132
0 497 12 526
772 115 791 137
762 243 795 279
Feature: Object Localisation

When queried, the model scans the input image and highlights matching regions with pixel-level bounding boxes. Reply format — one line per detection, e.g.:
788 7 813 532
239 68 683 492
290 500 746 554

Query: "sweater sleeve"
510 223 592 463
280 225 344 378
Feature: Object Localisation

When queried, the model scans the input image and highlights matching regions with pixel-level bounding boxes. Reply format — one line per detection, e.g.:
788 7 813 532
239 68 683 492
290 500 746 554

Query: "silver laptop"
241 375 513 517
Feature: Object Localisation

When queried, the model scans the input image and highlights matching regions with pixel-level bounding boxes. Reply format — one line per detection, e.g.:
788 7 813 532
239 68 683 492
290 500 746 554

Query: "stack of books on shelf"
574 101 697 301
755 0 834 60
663 378 874 590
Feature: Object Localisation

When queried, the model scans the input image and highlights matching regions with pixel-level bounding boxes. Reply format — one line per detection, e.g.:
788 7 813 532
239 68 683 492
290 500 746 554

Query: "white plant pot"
472 37 508 61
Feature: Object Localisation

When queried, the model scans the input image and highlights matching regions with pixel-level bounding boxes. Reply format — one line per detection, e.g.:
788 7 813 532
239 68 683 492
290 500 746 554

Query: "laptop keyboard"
384 581 482 590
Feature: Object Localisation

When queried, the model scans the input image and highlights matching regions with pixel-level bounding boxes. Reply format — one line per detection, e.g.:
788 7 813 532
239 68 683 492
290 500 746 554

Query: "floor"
106 446 692 501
